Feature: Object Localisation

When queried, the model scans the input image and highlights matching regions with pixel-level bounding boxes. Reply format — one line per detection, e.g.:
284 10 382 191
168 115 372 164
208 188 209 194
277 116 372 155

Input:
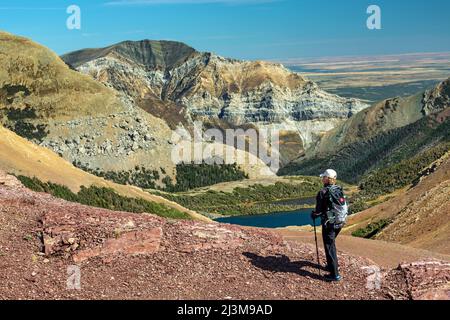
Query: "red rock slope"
0 170 448 300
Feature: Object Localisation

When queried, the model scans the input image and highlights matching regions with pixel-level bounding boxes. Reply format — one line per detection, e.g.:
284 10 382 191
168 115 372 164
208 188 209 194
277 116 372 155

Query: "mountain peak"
61 38 368 157
62 39 197 70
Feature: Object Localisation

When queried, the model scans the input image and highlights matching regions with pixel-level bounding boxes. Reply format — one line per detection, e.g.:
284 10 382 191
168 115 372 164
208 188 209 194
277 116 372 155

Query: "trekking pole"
312 217 321 276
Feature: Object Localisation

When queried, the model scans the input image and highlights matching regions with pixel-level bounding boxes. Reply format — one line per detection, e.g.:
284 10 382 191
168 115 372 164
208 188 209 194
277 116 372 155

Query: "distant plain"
282 52 450 103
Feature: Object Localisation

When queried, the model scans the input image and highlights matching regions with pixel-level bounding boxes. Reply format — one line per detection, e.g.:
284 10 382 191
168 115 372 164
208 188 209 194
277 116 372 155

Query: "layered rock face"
62 40 369 152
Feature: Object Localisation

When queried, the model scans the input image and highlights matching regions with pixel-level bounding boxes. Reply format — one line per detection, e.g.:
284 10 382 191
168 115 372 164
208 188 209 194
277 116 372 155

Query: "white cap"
320 169 337 179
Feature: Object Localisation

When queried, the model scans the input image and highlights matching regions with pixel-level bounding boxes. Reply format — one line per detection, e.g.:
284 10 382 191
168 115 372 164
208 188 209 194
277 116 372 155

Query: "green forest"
163 162 249 192
156 178 323 216
16 175 190 220
0 106 48 143
74 161 249 193
74 163 161 190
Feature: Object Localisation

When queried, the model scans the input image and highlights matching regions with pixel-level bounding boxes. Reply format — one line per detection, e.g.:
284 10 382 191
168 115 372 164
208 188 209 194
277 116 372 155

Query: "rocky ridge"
308 77 450 158
422 78 450 115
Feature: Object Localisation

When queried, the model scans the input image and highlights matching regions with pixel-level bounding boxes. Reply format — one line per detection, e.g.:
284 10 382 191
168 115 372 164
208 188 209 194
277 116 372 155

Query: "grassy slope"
343 153 450 255
0 31 124 119
0 125 210 222
313 92 424 156
377 179 450 255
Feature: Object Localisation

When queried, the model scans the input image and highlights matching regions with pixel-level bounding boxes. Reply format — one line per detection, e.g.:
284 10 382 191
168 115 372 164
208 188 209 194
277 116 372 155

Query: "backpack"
325 185 349 229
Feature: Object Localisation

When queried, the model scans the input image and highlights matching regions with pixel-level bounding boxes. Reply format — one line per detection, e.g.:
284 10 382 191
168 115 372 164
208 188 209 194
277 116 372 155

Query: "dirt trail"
276 229 450 268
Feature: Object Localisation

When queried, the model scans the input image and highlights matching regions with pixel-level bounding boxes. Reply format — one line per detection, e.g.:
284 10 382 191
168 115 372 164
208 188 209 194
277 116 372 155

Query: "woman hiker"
311 169 344 282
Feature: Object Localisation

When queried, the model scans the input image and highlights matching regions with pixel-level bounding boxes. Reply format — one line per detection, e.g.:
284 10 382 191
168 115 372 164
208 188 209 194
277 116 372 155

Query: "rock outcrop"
385 261 450 300
0 169 22 189
422 78 450 116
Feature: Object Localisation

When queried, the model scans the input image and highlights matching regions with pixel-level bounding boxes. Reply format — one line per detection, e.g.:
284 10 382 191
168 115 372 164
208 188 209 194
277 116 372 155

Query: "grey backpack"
325 185 349 229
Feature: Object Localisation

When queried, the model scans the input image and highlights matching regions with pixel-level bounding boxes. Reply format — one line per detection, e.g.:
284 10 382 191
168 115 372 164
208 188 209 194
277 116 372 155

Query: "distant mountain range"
1 31 371 189
62 39 368 166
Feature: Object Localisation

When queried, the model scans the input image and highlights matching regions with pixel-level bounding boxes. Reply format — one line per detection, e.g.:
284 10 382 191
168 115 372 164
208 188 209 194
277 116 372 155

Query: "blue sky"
1 0 449 60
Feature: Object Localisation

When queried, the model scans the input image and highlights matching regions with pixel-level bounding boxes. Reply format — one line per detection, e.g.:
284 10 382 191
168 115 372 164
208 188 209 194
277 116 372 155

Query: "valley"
151 176 324 218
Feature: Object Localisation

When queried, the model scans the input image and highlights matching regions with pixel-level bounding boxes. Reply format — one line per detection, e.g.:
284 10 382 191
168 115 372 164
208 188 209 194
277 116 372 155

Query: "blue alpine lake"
215 207 321 229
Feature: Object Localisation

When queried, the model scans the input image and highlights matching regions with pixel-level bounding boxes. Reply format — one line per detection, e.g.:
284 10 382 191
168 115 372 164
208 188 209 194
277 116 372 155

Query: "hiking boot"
324 274 342 282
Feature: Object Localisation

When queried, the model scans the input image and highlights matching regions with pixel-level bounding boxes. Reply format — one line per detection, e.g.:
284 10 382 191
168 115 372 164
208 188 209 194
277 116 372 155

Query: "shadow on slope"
243 252 327 281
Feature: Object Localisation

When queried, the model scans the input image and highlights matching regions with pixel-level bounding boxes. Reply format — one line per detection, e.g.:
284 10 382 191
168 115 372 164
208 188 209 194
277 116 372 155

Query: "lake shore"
215 207 319 229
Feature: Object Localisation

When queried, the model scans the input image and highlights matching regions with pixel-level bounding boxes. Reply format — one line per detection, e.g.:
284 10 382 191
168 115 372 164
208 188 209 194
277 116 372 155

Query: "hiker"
311 169 348 282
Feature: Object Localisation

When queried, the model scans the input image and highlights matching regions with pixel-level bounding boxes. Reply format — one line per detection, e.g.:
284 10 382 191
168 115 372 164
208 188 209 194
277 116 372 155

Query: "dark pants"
322 224 341 277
